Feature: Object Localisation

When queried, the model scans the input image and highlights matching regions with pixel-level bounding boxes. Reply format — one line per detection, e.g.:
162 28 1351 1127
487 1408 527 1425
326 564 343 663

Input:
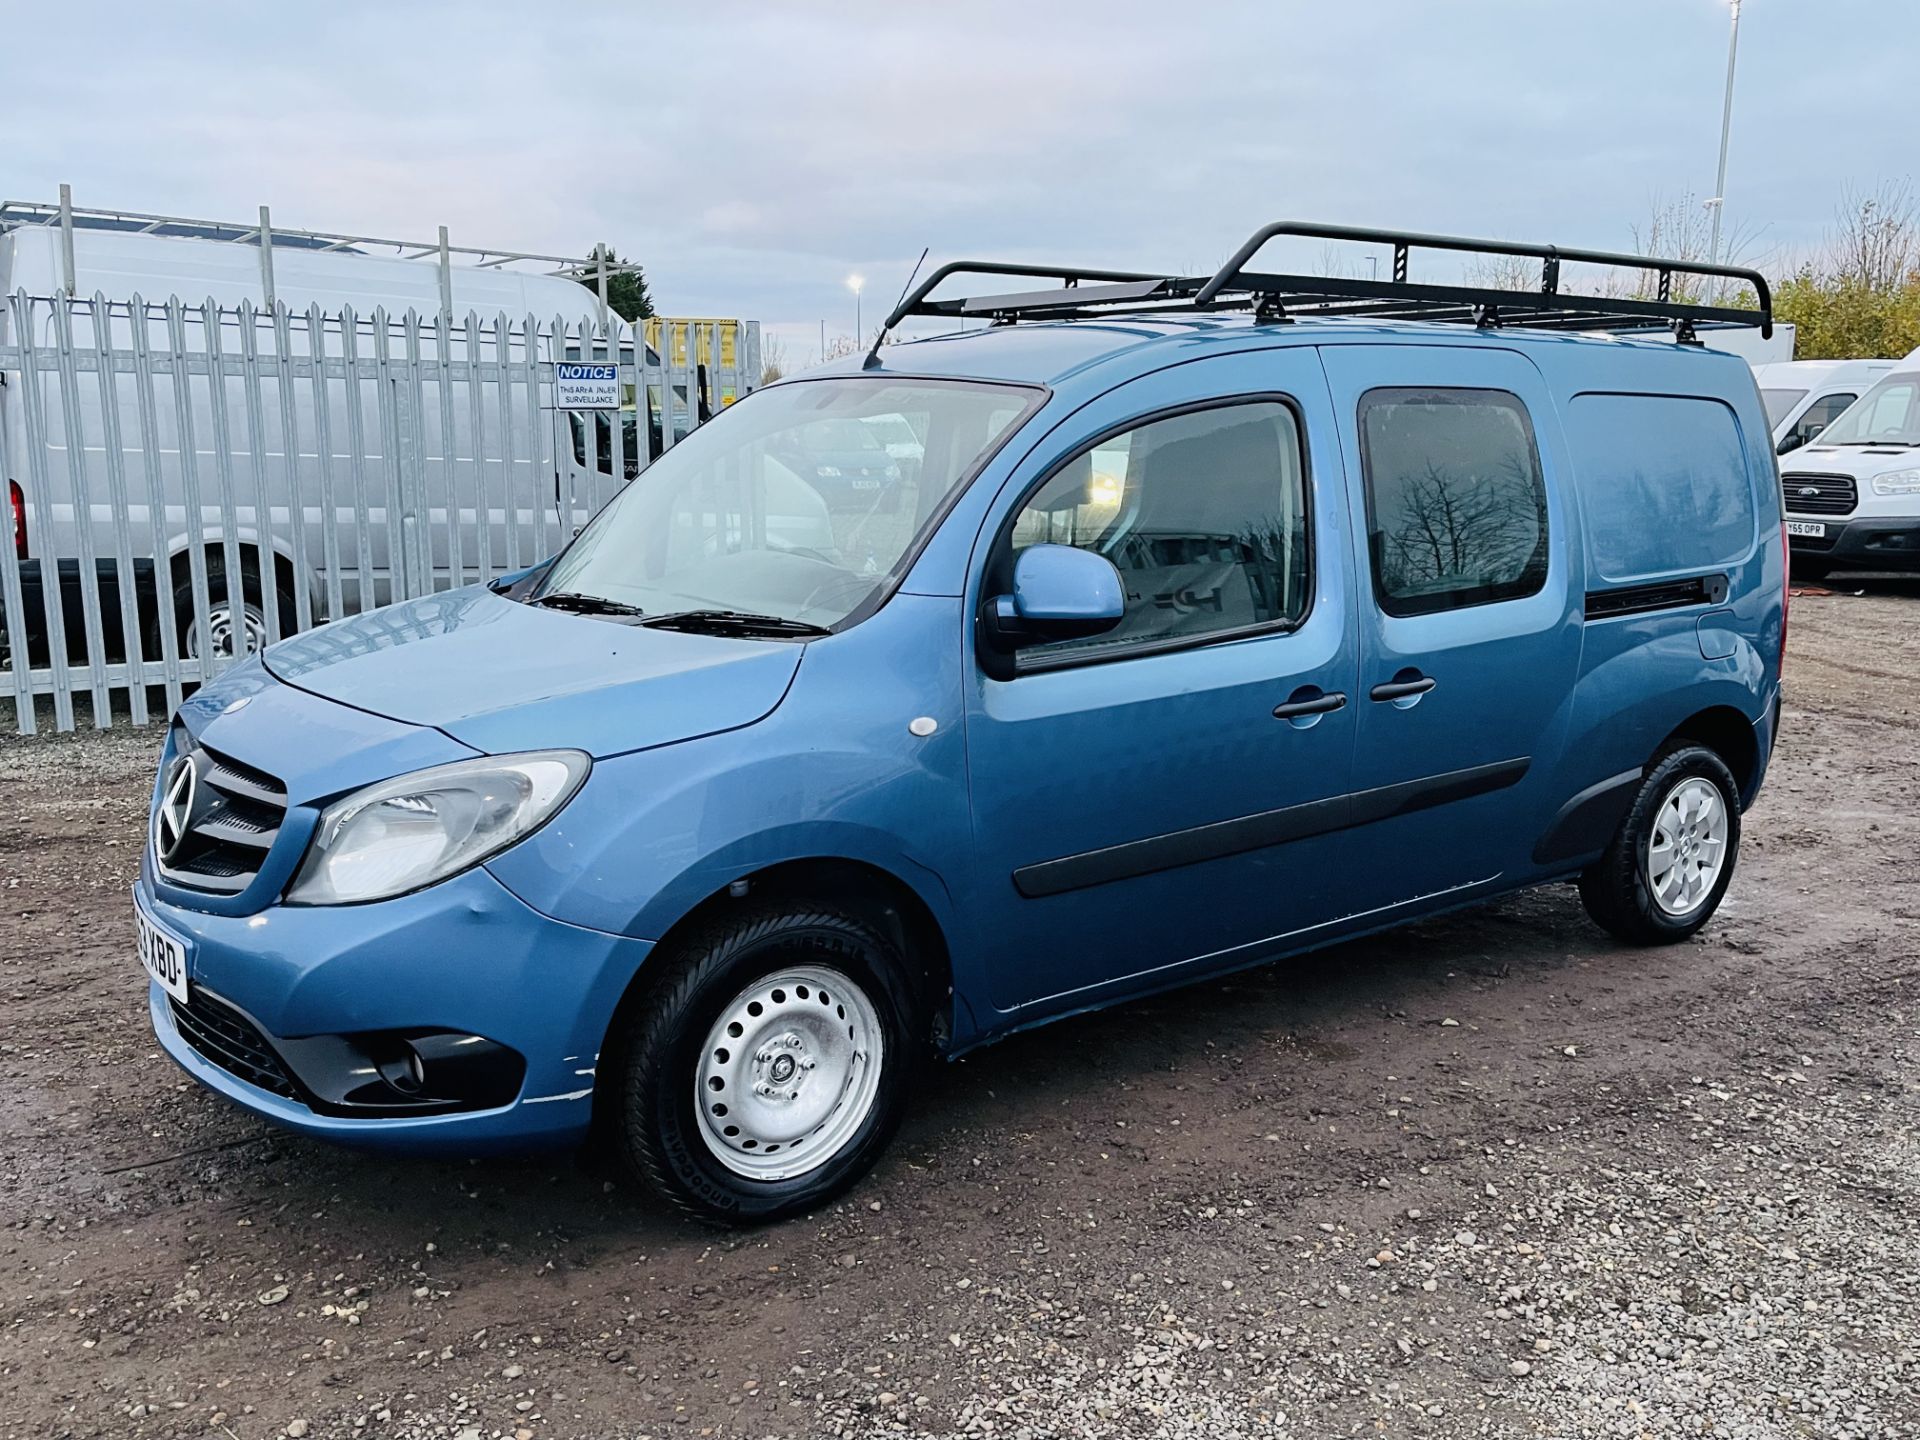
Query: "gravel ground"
1 581 1917 1440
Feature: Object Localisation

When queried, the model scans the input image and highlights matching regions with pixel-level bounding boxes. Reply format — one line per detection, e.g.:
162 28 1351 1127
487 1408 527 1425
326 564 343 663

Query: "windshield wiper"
527 590 645 617
639 609 831 638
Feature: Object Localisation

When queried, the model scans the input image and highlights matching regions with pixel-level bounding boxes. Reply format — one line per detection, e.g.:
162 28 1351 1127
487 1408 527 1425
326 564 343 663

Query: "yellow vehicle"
644 317 749 409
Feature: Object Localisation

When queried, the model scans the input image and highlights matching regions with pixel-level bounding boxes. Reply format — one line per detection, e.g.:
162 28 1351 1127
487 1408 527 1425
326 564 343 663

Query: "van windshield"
535 377 1040 630
1759 388 1806 427
1814 372 1920 447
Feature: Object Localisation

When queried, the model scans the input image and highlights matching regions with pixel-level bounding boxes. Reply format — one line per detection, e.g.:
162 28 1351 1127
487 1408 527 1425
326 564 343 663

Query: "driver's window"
1784 392 1855 452
1008 400 1310 661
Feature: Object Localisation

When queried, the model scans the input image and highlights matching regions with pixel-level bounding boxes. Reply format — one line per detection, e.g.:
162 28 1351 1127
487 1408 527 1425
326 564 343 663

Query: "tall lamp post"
1706 0 1743 273
847 274 865 343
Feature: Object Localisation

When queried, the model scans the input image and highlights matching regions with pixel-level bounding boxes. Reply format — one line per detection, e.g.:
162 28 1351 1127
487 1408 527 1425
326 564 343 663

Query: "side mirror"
1776 433 1800 455
983 544 1126 652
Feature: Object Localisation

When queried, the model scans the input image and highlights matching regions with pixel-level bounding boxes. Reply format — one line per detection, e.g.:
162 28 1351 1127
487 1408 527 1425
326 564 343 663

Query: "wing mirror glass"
983 544 1126 651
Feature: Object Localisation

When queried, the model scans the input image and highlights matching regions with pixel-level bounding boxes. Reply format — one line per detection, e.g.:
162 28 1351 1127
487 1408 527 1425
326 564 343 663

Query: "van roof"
1753 358 1896 385
834 311 1752 390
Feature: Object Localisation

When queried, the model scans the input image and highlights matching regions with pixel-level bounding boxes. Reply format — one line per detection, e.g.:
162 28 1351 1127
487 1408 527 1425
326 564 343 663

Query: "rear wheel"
1790 555 1832 584
613 905 918 1224
1579 744 1742 945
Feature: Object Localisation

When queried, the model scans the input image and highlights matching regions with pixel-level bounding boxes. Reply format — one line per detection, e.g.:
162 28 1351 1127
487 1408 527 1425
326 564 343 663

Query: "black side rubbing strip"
1585 573 1728 620
1012 757 1530 899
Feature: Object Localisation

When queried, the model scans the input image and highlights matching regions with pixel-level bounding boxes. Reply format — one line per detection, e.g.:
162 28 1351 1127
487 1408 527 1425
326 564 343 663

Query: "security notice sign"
555 362 620 410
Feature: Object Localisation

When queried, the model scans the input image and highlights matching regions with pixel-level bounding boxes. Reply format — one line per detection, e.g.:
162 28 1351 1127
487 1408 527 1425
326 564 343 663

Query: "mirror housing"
983 544 1126 652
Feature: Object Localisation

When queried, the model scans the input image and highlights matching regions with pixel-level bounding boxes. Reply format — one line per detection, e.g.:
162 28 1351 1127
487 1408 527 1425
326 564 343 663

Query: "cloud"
7 0 1918 366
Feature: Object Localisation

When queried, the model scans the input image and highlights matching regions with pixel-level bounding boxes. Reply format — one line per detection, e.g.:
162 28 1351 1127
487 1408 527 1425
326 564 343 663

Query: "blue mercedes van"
134 225 1787 1222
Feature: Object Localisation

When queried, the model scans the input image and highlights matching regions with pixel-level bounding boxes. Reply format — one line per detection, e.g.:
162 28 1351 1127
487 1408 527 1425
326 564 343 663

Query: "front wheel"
1579 744 1742 945
612 905 918 1224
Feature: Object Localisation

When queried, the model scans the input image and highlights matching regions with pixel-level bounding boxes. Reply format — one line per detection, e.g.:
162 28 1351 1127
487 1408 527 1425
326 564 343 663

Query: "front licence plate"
1786 520 1827 538
136 901 189 1004
850 478 881 490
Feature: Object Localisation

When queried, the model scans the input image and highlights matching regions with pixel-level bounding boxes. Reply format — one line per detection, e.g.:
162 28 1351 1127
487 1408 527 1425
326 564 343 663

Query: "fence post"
57 184 77 296
129 292 187 720
0 293 40 733
49 296 112 723
258 206 276 312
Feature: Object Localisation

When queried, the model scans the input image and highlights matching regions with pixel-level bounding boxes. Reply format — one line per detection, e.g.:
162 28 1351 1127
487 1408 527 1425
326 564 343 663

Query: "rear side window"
1008 400 1309 663
1564 394 1755 583
1358 388 1548 616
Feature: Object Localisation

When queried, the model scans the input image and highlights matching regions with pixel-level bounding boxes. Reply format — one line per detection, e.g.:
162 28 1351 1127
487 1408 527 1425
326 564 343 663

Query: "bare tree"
759 332 788 385
1463 253 1545 292
1378 452 1544 595
1825 180 1919 290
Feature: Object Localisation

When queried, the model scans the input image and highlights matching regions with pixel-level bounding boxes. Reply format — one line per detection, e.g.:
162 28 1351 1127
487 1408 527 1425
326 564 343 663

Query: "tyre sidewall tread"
616 906 917 1225
1580 743 1742 946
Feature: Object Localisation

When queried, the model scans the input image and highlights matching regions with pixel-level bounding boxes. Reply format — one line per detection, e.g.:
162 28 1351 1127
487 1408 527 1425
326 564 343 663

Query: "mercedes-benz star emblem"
155 756 196 867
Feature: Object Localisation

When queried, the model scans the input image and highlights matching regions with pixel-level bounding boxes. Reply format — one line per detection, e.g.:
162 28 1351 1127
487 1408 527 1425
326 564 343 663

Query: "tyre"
1578 744 1742 945
1790 555 1831 583
613 905 919 1224
173 555 297 663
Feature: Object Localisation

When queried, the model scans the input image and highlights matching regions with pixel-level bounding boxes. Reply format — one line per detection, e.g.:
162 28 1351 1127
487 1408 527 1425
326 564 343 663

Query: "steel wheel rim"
694 964 884 1182
1646 776 1729 917
187 602 267 662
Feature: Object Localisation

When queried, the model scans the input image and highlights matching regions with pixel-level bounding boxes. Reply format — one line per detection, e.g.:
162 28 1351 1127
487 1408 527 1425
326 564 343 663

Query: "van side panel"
1542 344 1783 865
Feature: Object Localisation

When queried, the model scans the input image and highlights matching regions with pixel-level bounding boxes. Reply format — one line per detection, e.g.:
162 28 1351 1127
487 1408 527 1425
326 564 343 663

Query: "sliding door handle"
1273 689 1348 720
1370 675 1437 702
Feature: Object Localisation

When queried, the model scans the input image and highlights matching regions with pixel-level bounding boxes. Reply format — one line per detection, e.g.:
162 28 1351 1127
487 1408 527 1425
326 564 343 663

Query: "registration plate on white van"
136 901 189 1004
1785 520 1827 538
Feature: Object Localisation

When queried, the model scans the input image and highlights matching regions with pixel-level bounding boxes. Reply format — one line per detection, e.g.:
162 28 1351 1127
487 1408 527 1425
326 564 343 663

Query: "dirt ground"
2 582 1918 1440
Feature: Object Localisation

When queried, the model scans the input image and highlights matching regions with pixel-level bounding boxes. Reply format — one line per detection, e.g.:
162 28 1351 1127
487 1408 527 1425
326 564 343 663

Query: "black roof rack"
868 221 1771 365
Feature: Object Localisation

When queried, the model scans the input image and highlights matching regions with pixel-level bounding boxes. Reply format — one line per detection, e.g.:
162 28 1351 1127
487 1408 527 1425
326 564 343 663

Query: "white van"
1754 358 1897 456
1778 357 1920 579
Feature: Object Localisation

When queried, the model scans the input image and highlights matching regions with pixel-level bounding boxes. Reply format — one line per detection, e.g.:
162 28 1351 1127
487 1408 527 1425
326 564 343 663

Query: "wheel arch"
595 856 959 1119
164 530 315 613
1658 704 1760 805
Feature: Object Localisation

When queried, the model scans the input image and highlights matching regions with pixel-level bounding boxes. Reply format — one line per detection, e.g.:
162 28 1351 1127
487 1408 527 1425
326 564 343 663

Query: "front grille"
1782 472 1858 517
155 737 288 896
168 988 300 1100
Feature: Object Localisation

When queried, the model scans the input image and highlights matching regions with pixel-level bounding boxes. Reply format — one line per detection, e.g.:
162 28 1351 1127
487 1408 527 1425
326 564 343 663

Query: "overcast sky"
8 1 1918 363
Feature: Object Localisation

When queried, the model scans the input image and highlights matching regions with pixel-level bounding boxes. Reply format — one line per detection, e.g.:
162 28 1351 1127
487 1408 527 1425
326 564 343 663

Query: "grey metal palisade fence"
0 291 760 735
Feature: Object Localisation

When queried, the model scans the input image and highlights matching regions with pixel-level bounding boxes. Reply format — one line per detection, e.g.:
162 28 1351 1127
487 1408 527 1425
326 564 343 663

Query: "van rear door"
1316 343 1582 912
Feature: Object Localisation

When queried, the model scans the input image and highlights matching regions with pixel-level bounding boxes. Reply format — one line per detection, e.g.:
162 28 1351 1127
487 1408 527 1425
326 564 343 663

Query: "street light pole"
848 274 865 343
1707 0 1743 271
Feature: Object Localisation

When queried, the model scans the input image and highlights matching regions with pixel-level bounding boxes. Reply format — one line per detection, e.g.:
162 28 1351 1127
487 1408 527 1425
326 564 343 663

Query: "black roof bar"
870 221 1772 354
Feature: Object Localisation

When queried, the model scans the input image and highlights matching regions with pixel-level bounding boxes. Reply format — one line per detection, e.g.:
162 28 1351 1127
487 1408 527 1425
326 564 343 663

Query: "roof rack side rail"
877 260 1168 335
1194 222 1772 337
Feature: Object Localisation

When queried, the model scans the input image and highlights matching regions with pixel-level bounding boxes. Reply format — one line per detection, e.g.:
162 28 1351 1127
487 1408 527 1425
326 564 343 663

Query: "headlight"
286 751 589 905
816 464 843 477
1871 468 1920 496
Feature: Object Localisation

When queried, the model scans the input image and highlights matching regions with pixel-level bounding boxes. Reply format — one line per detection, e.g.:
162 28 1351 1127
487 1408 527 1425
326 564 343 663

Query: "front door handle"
1370 675 1437 702
1273 689 1348 720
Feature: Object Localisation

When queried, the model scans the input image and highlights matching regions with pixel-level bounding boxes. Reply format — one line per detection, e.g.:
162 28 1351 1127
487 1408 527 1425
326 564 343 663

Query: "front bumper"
1787 513 1920 571
140 865 653 1152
